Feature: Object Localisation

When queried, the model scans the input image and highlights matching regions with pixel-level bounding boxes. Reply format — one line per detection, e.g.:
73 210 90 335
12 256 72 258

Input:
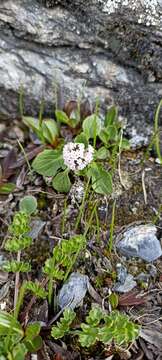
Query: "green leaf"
88 163 113 195
5 236 32 252
41 119 59 145
52 170 71 193
32 149 64 176
22 116 40 132
12 343 27 360
51 309 76 339
98 128 110 145
9 212 30 237
23 335 42 352
0 311 23 338
121 138 130 150
82 115 101 139
55 110 70 125
19 195 37 215
79 324 98 347
25 281 47 299
25 322 41 339
105 106 118 127
2 261 31 273
22 116 43 140
0 183 15 194
74 133 89 147
109 293 119 310
86 307 104 326
96 147 109 160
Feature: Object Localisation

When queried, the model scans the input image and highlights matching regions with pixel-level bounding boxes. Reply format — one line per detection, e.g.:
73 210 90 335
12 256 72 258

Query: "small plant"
31 105 129 195
23 116 60 147
51 306 140 350
19 195 38 215
43 235 86 304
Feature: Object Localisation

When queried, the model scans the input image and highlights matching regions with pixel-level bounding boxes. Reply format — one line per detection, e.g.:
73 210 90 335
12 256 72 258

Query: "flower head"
63 142 94 171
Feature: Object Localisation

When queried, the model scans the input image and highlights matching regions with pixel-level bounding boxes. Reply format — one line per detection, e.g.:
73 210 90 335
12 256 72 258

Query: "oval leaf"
82 115 101 139
19 195 37 215
32 149 64 176
52 170 71 193
42 119 59 145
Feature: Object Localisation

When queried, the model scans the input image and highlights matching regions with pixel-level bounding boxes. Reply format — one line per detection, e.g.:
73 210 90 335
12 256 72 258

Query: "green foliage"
0 183 16 195
25 281 47 299
19 195 37 215
32 149 65 177
23 116 59 146
5 236 32 252
98 311 140 346
55 109 80 128
0 311 42 359
9 212 30 237
82 115 101 140
52 169 71 193
87 163 112 195
51 309 76 339
2 261 31 273
29 104 130 195
44 235 86 281
109 293 119 310
51 307 140 349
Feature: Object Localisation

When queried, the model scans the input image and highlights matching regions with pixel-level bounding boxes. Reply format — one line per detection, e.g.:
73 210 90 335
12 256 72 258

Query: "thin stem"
108 200 116 253
84 201 98 237
48 277 53 305
17 140 32 174
39 99 44 128
14 251 21 314
14 281 26 319
154 99 162 164
95 206 100 243
74 177 90 231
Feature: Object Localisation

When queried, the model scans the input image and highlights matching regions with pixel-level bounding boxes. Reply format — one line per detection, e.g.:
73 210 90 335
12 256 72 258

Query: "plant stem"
154 99 162 164
14 251 21 315
48 277 53 305
39 99 44 128
14 280 26 319
74 177 90 231
108 200 116 253
84 201 98 237
17 140 32 174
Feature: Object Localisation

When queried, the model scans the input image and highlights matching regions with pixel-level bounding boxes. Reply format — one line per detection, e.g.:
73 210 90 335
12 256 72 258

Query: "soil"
0 117 162 360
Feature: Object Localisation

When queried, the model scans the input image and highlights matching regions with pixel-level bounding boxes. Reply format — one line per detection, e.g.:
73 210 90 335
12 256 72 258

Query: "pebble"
58 272 88 310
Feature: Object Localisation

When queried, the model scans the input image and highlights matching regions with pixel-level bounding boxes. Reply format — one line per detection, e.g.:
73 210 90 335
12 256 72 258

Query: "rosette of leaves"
78 308 140 348
23 116 60 147
51 308 76 339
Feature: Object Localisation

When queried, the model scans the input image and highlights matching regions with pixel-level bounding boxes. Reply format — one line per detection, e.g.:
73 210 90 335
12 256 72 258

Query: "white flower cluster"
99 0 162 27
63 142 94 171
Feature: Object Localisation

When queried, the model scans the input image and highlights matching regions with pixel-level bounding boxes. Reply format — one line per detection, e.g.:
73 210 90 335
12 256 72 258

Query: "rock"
116 224 162 262
0 0 162 140
113 263 137 293
28 219 46 240
113 274 137 293
58 272 89 309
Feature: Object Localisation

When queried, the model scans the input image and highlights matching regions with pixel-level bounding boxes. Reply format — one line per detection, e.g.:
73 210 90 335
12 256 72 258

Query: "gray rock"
113 263 137 293
113 274 137 293
58 272 89 309
0 0 162 141
116 224 162 262
28 219 46 240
